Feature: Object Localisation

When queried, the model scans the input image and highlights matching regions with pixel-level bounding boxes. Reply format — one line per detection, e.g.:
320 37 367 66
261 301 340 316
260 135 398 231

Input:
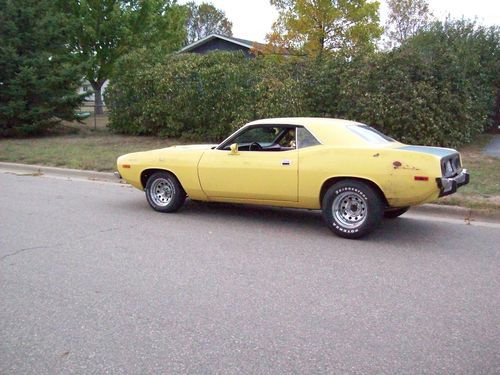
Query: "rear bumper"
436 169 470 197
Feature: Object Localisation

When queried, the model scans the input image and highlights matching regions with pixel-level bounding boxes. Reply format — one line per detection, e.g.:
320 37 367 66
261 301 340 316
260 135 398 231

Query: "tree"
185 2 233 44
0 0 86 136
267 0 383 56
385 0 432 47
58 0 187 114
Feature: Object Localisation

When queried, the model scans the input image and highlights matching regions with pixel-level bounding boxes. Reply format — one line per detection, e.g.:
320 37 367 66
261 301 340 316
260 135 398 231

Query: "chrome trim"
436 169 470 197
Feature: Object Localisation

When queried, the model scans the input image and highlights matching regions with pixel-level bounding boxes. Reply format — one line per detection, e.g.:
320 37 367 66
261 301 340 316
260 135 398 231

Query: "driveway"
1 173 499 374
483 135 500 157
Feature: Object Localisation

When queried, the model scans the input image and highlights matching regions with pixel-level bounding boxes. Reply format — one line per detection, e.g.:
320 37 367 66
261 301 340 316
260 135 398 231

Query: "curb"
411 203 500 223
0 162 120 184
1 161 499 222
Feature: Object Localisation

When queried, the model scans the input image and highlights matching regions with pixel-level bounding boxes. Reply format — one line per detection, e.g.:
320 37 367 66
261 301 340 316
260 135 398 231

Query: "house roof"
179 34 265 53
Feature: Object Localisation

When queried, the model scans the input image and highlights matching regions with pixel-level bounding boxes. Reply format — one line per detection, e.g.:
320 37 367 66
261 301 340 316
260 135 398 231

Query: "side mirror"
229 143 239 155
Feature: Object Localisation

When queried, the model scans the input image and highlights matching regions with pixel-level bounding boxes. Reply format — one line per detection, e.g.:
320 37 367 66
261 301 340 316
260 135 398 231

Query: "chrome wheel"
332 191 368 229
149 178 175 207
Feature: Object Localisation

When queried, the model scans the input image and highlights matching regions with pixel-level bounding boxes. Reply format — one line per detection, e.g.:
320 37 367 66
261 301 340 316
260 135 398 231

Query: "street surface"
483 135 500 157
1 173 499 374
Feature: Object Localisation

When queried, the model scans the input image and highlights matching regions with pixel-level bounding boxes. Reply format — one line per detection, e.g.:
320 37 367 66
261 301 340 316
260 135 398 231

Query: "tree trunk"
90 81 104 115
494 89 500 132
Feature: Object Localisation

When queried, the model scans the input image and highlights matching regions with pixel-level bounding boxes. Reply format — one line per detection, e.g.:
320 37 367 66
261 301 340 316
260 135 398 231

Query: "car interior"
220 126 297 152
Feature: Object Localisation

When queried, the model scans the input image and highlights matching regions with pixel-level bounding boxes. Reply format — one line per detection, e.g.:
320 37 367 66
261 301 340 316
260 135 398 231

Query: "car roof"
247 117 360 127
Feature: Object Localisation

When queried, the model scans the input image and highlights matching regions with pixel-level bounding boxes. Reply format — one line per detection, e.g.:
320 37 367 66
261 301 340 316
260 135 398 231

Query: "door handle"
282 159 291 166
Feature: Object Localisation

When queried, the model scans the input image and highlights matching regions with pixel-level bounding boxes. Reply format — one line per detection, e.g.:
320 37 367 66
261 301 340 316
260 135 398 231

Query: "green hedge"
337 20 499 147
106 20 499 147
106 50 304 141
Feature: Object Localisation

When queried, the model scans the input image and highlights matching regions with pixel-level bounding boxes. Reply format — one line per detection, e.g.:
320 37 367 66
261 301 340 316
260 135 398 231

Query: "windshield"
347 125 396 144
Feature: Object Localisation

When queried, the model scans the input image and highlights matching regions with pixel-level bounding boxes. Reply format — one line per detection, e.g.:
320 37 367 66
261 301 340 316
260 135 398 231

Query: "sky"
179 0 500 43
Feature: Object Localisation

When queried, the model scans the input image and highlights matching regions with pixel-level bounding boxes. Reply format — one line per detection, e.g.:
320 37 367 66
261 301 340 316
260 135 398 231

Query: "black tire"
384 207 410 219
145 171 186 213
322 180 384 239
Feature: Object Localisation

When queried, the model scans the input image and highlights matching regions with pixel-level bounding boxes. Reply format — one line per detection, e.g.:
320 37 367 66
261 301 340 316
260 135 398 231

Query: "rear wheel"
384 207 410 219
322 180 384 239
145 171 186 213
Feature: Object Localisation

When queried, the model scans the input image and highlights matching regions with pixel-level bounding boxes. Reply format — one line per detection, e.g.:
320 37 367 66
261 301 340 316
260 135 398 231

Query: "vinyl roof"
247 117 361 127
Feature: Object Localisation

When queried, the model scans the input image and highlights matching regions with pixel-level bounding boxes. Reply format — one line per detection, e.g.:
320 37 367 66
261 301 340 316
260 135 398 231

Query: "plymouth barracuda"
117 118 469 239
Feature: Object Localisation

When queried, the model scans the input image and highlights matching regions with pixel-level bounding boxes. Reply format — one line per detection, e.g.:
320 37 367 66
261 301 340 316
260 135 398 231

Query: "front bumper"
436 169 470 197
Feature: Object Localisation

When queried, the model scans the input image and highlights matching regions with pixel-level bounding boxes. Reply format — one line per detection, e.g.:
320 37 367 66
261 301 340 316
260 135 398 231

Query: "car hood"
118 144 217 161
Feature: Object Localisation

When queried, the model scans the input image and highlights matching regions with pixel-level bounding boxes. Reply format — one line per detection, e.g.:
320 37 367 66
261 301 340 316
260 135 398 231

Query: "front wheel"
145 171 186 213
322 180 384 239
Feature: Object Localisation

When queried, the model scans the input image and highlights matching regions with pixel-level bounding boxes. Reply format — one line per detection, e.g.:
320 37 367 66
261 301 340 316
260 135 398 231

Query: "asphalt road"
1 173 499 374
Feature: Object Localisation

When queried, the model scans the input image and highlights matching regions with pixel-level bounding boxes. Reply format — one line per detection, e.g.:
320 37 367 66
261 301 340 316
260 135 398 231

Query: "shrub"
108 51 252 141
107 20 499 147
301 20 499 147
107 50 306 142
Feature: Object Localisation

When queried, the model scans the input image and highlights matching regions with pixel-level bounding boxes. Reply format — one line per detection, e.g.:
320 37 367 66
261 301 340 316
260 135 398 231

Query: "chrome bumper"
436 169 470 197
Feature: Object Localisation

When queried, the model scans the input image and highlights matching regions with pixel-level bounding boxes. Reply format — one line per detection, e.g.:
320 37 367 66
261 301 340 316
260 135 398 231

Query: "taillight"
414 176 429 181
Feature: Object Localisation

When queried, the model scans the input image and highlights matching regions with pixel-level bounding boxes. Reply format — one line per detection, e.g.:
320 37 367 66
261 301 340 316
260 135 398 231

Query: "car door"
197 126 298 201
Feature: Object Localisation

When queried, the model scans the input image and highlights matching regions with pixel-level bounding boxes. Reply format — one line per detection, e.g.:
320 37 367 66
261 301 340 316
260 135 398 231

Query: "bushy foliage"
108 51 248 140
107 20 499 147
267 0 382 56
338 20 500 147
107 51 304 141
185 2 233 44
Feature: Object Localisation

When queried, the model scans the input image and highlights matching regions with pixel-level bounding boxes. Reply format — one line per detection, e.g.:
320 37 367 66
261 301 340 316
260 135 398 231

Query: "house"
76 35 271 102
78 79 109 104
179 34 266 58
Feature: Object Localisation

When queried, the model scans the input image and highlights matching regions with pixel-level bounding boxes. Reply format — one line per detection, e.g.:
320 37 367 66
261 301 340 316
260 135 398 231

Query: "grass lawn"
0 129 498 209
0 131 183 172
439 134 500 210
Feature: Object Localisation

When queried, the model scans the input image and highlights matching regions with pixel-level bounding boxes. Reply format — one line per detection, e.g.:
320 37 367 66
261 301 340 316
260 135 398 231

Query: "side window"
224 126 298 151
234 127 277 146
297 127 320 149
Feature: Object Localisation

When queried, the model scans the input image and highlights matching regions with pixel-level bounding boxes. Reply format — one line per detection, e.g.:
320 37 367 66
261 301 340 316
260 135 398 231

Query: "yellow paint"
198 148 298 201
117 118 459 210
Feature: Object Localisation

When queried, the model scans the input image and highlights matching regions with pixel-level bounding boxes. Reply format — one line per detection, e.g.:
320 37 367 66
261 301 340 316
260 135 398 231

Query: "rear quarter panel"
298 145 442 208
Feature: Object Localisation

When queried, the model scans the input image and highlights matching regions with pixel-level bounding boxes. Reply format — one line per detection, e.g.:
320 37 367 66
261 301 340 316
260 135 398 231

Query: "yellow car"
117 118 469 239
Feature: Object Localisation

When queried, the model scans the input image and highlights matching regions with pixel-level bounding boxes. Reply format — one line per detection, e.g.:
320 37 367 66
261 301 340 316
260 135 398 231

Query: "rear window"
347 125 395 144
297 127 321 149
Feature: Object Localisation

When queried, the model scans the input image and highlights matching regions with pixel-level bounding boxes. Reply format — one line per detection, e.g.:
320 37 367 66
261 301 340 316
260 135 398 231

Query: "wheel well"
140 168 174 189
319 177 388 208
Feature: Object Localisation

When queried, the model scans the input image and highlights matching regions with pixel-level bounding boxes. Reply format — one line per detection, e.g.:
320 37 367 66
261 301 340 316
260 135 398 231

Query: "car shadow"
368 216 449 244
115 198 467 244
182 200 329 236
189 201 475 247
